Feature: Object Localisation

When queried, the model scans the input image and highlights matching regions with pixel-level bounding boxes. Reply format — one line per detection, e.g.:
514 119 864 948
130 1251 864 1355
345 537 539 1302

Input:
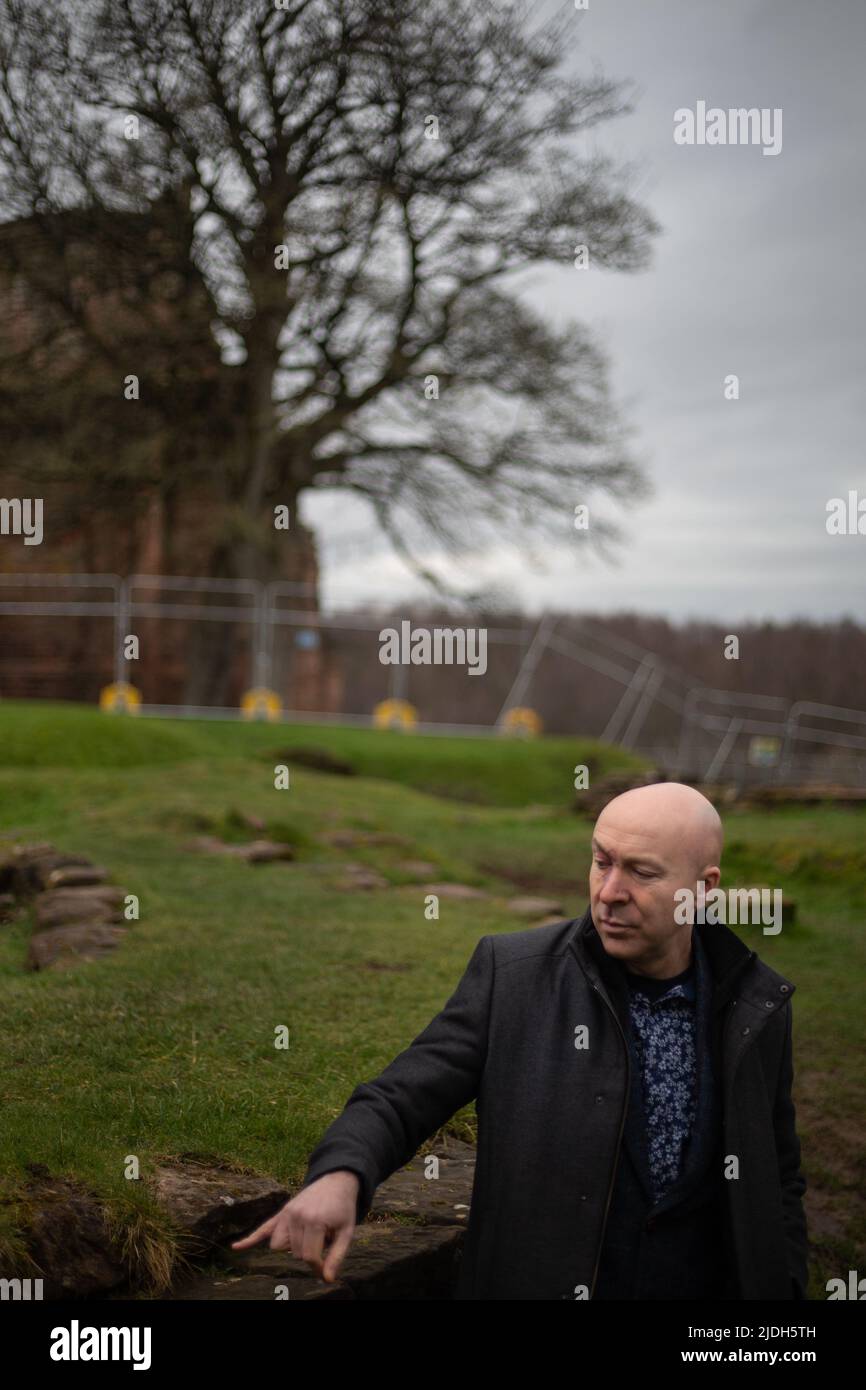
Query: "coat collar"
566 904 797 1206
566 904 796 1016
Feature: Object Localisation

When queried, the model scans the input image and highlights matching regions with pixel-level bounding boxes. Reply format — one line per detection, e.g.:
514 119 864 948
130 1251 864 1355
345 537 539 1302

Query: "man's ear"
701 865 721 892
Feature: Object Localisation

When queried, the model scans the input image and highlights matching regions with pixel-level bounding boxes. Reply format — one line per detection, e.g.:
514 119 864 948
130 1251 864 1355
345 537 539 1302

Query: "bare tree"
0 0 658 700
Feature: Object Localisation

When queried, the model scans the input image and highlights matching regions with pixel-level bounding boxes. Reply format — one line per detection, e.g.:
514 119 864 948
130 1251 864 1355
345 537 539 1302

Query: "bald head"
589 782 724 972
596 781 723 877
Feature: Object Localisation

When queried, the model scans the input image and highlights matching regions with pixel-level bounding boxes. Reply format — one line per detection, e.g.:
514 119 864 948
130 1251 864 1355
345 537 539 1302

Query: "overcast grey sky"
307 0 865 624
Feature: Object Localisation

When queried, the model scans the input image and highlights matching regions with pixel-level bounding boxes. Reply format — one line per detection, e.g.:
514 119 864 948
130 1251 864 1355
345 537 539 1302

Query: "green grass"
0 700 863 1300
0 698 645 806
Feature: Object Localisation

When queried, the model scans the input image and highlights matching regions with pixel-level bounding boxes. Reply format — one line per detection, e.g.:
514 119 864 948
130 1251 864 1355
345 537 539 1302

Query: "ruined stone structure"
0 206 344 712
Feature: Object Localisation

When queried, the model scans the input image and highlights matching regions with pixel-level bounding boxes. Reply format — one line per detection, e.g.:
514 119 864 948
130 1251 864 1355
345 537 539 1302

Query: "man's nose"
598 869 629 901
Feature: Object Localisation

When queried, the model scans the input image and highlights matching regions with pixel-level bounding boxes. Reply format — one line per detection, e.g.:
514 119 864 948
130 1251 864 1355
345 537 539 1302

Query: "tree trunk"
182 489 319 709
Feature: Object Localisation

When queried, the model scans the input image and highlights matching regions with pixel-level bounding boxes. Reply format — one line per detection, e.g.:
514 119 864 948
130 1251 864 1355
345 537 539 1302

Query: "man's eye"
634 868 654 878
593 858 609 867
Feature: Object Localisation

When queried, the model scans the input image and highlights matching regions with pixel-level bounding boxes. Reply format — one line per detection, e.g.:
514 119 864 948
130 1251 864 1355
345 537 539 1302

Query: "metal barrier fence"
1 572 865 785
674 688 866 786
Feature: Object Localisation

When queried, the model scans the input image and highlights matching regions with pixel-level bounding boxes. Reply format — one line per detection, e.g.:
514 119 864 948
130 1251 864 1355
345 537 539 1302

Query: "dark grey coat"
300 908 809 1300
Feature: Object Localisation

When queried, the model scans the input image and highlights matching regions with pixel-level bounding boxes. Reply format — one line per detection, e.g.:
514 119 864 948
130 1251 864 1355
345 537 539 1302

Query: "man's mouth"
599 915 636 931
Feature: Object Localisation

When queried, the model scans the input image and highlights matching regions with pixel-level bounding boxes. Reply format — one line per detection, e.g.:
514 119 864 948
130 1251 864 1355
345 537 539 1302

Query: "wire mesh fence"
2 571 866 787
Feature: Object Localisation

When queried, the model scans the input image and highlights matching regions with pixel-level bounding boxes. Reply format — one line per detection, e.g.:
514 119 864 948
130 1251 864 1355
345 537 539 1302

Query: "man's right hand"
230 1170 360 1283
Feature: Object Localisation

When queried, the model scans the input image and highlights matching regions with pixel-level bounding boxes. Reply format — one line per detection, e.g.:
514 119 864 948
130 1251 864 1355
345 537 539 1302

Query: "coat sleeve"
773 1003 809 1299
296 933 494 1226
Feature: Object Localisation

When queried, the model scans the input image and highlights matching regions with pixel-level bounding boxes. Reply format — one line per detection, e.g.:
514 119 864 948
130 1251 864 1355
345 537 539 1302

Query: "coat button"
780 985 790 993
741 1026 751 1035
765 1000 774 1009
580 1194 588 1201
594 1094 604 1104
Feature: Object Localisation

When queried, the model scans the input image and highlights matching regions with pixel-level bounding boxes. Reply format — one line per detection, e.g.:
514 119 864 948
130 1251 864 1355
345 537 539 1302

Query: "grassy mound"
0 699 862 1298
0 700 647 806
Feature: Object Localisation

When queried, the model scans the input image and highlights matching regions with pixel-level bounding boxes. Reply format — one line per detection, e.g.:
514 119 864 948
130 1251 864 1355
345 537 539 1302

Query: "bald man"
234 781 808 1301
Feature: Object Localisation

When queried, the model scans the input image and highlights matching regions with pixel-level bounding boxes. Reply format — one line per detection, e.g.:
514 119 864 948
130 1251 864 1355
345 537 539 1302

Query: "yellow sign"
99 682 141 714
241 687 282 722
747 736 781 767
500 706 542 737
373 699 417 730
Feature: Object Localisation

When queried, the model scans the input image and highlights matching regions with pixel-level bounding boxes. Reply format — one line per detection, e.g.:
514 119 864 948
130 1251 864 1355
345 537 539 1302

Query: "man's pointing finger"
230 1213 280 1251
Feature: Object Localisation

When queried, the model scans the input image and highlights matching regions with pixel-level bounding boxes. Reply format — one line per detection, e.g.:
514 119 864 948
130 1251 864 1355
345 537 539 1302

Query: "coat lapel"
571 911 781 1211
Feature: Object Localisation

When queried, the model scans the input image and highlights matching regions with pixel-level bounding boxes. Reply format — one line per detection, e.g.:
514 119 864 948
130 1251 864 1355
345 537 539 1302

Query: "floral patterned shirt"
624 963 697 1203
